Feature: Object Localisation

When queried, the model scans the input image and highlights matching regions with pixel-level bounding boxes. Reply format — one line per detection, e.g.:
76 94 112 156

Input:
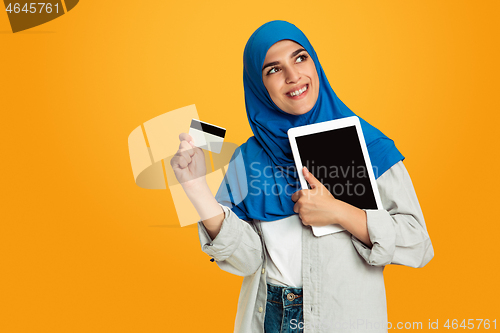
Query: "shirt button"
261 268 265 274
258 306 263 313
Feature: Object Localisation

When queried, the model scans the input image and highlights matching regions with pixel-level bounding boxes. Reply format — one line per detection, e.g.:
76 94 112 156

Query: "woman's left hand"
292 166 344 227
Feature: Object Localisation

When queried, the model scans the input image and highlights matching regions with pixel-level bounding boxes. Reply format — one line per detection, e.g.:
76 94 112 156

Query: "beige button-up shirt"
197 161 433 333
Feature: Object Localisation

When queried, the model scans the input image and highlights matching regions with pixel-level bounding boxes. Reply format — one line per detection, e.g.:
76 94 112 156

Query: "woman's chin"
285 106 314 116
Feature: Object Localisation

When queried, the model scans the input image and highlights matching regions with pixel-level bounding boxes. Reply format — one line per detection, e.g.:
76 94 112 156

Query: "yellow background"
1 1 499 332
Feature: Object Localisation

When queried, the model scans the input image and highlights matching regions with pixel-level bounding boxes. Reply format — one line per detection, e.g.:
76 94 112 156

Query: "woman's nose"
285 68 301 84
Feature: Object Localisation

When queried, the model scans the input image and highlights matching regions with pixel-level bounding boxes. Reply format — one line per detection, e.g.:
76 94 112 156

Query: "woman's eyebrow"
290 48 307 58
262 61 279 72
262 48 307 71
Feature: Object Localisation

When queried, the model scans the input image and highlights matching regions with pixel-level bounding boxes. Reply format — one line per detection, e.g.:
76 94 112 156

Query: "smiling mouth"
287 84 308 97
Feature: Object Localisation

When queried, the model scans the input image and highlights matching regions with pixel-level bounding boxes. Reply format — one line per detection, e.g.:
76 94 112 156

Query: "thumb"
303 166 321 189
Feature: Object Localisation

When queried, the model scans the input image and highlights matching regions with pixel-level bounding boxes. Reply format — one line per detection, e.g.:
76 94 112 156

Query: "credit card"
188 119 226 154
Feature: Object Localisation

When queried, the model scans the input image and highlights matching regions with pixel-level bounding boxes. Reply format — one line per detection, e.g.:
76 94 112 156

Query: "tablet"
287 116 382 237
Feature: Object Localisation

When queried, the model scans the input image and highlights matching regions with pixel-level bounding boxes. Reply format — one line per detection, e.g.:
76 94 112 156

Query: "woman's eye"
267 67 280 75
296 54 308 63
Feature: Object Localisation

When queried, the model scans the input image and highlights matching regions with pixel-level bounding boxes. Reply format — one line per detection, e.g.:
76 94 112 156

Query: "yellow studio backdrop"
1 1 499 332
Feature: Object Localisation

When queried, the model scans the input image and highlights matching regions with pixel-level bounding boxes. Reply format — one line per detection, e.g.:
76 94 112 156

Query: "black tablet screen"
295 125 378 209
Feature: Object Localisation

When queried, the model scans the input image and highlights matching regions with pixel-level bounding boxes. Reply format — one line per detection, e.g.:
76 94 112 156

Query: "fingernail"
189 140 195 146
303 166 309 174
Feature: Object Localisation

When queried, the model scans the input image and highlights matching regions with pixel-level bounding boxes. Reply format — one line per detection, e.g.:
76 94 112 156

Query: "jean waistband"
266 283 303 307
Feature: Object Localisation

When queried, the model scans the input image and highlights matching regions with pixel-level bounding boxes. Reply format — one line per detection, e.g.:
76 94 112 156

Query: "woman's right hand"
170 133 224 236
170 133 207 189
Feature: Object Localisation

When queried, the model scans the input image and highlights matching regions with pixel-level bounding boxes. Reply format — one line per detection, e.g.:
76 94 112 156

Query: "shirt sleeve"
351 161 434 267
197 204 264 276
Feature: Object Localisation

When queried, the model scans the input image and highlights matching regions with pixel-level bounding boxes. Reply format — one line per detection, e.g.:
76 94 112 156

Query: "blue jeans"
264 283 304 333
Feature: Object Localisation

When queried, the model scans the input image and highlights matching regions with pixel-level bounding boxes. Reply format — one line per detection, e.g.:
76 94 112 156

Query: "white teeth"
290 85 308 97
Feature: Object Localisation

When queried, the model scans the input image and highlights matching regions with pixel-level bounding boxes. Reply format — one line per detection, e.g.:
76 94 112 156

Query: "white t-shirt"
257 214 303 287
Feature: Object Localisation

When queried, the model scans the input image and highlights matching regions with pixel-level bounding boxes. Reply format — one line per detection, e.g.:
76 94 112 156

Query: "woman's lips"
286 84 309 100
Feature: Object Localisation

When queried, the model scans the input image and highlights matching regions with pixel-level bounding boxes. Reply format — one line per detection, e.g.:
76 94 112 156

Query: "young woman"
170 20 433 333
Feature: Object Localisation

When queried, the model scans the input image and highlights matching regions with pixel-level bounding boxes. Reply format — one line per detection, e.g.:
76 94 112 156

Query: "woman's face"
262 40 320 116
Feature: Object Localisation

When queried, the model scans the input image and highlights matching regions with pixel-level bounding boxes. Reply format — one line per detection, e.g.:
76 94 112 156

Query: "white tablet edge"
287 116 383 237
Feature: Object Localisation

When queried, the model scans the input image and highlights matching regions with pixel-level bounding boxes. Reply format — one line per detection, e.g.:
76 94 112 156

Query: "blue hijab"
215 20 404 222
